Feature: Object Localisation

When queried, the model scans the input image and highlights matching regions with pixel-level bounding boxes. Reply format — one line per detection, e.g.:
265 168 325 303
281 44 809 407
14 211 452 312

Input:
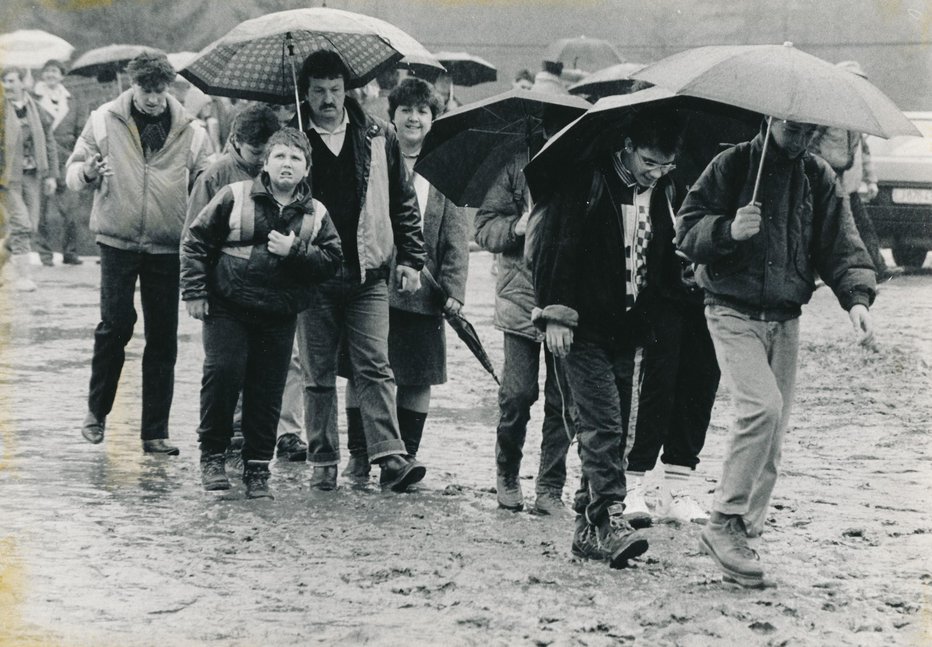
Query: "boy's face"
771 119 818 159
234 137 268 166
264 143 309 190
392 102 433 149
622 138 677 188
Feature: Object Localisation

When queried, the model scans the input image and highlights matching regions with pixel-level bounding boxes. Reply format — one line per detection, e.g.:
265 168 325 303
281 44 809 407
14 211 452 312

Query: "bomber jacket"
531 153 683 349
65 90 209 254
292 96 425 279
185 144 260 235
676 127 876 320
180 174 343 317
474 150 540 340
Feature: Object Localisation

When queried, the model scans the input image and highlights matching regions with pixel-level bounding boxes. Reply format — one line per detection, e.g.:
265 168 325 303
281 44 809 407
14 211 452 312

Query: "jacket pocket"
707 250 749 280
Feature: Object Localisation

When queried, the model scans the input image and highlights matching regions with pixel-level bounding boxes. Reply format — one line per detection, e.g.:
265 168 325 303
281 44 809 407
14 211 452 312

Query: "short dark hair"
265 127 312 165
298 50 348 97
542 60 564 76
388 77 442 120
41 59 68 75
126 51 174 91
514 68 534 84
232 104 281 146
626 107 687 156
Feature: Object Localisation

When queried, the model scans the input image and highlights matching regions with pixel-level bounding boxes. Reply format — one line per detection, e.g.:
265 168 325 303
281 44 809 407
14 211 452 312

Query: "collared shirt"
309 108 349 156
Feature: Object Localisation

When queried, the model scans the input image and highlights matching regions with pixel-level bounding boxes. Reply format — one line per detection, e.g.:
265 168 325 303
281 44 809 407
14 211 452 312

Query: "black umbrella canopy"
68 44 161 78
433 51 497 86
568 62 649 100
525 86 761 200
414 89 590 207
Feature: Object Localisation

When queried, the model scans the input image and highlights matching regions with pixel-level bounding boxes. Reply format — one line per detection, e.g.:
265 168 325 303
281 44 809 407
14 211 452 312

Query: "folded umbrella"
0 30 74 69
414 88 590 207
420 269 500 385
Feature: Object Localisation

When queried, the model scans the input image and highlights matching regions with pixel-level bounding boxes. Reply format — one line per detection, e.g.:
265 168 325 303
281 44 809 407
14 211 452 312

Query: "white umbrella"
0 29 74 68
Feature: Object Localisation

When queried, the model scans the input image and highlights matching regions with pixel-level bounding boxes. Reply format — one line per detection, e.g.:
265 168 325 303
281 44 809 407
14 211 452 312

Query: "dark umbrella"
568 62 648 100
69 44 160 91
414 89 590 207
433 51 497 86
524 86 761 200
420 269 500 385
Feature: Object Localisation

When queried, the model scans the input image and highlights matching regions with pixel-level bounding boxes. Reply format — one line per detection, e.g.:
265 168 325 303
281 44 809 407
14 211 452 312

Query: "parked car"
864 112 932 268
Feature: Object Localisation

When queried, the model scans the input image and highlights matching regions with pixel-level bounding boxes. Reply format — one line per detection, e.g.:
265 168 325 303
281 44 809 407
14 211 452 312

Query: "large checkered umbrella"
180 8 437 110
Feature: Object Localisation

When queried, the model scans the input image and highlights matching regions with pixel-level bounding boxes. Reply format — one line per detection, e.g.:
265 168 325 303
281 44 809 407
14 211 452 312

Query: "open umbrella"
69 44 160 78
432 51 497 87
524 86 761 200
546 36 623 73
568 62 648 100
420 269 500 385
181 7 440 128
632 42 919 201
414 89 590 206
0 30 74 68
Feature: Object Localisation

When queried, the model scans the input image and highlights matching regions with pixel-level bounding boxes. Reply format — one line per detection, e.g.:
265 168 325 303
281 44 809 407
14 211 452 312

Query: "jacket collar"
250 172 313 209
108 89 193 138
229 143 263 177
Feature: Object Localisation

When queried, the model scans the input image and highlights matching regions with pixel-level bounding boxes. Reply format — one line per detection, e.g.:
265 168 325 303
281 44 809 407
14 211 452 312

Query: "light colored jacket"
66 90 209 253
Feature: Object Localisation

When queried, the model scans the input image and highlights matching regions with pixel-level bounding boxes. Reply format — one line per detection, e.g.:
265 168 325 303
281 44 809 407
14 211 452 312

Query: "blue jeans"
564 340 636 524
197 301 296 462
297 266 405 466
495 333 576 495
87 245 179 440
705 305 799 537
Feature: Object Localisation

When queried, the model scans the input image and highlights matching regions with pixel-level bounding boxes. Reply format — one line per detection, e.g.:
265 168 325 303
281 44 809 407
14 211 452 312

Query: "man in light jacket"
67 51 209 455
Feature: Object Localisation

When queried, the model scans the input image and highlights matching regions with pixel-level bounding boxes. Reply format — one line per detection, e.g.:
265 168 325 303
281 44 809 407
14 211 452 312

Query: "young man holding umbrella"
292 50 427 492
676 117 877 587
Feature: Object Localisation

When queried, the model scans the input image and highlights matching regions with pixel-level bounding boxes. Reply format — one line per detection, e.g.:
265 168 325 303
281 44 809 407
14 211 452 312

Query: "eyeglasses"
634 148 677 172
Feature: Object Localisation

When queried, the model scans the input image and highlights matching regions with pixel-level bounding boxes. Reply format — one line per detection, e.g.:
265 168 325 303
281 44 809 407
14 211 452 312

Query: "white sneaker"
623 477 652 528
663 492 708 524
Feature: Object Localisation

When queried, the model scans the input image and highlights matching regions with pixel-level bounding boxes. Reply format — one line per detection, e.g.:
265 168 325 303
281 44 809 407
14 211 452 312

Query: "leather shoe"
142 439 180 456
309 465 338 491
81 411 105 444
341 455 371 484
379 454 426 493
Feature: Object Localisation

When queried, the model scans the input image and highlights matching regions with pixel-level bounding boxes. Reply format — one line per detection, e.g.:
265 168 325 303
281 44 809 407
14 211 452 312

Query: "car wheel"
891 245 929 268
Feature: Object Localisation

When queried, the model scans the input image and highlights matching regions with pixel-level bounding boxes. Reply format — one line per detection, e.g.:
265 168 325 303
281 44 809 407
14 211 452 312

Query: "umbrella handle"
750 115 773 205
286 32 303 133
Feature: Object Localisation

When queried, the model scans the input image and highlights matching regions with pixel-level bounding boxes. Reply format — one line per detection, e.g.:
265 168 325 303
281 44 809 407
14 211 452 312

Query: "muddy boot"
496 470 524 511
275 432 308 462
200 453 231 491
243 460 273 499
699 513 764 587
378 454 426 492
225 434 244 473
10 254 36 292
572 504 649 569
310 465 338 491
397 407 427 458
342 455 371 484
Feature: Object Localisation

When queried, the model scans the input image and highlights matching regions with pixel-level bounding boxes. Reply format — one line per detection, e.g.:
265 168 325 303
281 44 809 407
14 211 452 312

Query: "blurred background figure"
33 59 86 267
532 59 567 95
512 69 534 91
433 71 460 113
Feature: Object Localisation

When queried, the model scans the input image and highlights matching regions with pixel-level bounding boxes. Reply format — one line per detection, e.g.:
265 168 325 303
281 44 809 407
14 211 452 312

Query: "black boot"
397 407 427 458
243 460 273 499
200 452 231 491
342 407 370 483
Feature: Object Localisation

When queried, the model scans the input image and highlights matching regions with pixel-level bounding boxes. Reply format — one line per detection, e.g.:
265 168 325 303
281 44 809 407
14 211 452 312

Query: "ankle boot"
243 460 273 499
397 407 427 458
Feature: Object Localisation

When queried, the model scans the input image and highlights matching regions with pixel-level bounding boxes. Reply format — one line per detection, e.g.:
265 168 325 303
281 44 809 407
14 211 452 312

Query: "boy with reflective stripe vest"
180 128 343 498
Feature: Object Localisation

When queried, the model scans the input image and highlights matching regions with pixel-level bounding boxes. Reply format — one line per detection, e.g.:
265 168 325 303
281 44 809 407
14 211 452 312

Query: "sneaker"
341 455 371 484
243 460 273 499
533 491 566 516
275 433 308 462
699 514 764 587
378 455 426 493
623 477 652 528
142 439 180 456
200 453 231 491
496 471 524 511
659 487 708 525
309 465 338 491
572 504 649 569
81 411 105 444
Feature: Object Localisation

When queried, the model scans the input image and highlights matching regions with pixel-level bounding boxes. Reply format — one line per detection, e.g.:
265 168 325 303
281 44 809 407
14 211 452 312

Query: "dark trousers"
564 339 636 523
35 187 81 261
197 302 296 462
87 245 179 440
495 332 576 494
627 301 721 472
849 192 887 274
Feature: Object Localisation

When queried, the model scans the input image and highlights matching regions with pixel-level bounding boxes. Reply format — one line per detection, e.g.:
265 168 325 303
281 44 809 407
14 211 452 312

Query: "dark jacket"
292 96 425 278
185 144 259 235
390 182 469 316
676 128 876 320
531 154 683 348
474 150 540 340
180 174 343 317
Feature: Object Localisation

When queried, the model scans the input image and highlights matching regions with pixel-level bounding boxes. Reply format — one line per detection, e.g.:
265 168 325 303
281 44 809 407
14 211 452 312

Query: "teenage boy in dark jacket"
532 108 686 569
181 128 342 499
676 117 876 587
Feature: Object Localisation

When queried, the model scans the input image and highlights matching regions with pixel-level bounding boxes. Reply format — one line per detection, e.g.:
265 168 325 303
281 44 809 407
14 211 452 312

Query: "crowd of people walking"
1 27 888 590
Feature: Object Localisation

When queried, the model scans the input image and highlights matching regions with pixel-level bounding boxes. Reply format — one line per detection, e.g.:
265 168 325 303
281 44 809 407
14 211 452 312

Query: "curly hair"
264 127 312 165
232 104 281 146
126 51 174 91
388 77 442 120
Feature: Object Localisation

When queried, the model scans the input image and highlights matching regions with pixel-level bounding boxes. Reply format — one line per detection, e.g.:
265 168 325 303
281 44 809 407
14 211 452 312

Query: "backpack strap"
221 181 255 259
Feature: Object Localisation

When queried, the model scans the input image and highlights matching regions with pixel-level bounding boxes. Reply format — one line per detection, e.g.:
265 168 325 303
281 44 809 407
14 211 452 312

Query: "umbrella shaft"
751 115 772 205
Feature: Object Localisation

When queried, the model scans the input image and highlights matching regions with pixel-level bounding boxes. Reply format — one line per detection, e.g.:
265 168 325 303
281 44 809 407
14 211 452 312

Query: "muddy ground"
1 250 930 646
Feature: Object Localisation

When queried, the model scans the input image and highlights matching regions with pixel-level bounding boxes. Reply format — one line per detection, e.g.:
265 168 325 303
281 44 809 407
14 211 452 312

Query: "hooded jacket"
180 174 343 317
676 126 876 320
185 143 260 235
292 95 425 279
65 90 209 253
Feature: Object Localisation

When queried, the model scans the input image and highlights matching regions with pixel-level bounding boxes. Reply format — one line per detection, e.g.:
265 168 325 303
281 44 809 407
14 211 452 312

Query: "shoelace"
726 519 759 559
